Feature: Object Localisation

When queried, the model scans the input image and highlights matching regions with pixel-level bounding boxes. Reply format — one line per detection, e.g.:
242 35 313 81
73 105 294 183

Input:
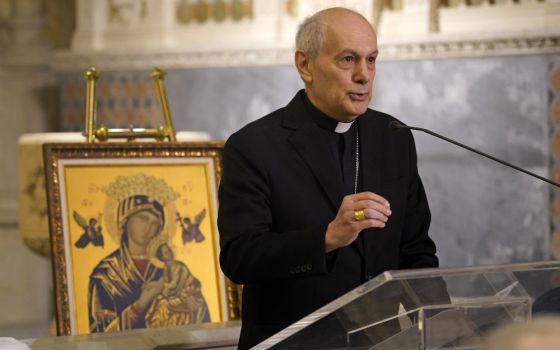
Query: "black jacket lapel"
282 92 345 212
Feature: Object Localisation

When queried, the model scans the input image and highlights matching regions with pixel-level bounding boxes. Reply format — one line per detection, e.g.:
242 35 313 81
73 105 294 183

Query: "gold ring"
354 209 365 221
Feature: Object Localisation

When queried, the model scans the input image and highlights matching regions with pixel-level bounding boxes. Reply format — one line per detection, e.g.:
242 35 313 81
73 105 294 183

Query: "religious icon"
73 211 104 248
176 209 206 245
45 142 239 336
88 173 211 332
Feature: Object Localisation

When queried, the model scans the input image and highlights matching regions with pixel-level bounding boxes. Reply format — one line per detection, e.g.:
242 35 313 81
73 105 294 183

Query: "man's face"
302 13 378 122
127 210 162 247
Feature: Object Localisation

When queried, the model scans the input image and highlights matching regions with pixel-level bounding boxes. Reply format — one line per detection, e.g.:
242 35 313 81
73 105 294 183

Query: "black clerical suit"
218 90 439 349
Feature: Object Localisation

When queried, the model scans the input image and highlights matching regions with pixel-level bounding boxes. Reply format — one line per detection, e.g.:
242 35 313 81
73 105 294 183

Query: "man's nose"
353 60 371 85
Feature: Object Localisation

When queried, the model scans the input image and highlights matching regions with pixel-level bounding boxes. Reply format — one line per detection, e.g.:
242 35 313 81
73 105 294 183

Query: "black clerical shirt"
302 92 367 279
302 93 361 196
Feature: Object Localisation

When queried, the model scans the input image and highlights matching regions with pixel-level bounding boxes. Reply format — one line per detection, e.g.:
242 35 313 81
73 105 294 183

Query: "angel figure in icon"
73 211 104 248
176 209 206 245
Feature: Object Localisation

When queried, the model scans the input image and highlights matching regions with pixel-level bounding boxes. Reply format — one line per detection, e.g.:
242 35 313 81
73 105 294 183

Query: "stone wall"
0 0 62 339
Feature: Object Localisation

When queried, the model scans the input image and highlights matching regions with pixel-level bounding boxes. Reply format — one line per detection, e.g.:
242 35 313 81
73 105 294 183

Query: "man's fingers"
346 200 391 223
329 192 391 250
347 209 388 223
363 208 389 222
345 191 390 207
352 199 391 215
353 218 386 230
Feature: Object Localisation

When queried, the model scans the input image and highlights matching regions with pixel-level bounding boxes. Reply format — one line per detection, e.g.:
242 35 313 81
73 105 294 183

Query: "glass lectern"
255 261 560 350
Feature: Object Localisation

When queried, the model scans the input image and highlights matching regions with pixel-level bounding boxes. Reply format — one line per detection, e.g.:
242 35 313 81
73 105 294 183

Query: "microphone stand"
389 121 560 188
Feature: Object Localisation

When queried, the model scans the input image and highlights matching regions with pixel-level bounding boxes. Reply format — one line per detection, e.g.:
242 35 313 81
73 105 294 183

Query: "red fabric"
133 258 149 276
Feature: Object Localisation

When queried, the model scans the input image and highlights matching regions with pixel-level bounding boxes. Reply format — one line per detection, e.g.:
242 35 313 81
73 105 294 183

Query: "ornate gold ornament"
354 209 366 221
103 173 180 205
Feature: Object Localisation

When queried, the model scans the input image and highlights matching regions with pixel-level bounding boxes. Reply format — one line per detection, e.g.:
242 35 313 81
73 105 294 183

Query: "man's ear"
295 50 313 83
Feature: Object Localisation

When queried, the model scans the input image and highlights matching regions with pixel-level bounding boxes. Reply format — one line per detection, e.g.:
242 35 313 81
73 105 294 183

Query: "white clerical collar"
334 121 355 134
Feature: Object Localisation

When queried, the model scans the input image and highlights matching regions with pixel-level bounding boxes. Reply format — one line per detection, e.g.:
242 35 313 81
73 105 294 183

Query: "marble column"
0 0 56 339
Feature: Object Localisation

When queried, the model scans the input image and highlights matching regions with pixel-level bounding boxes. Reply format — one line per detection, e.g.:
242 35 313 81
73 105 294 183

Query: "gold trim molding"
380 33 560 61
51 34 560 72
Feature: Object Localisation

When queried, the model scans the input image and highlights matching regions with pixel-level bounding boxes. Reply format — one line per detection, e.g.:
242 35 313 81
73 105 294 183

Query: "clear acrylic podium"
255 261 560 349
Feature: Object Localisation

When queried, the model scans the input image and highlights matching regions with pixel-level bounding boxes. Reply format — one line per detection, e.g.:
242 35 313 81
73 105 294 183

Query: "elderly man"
218 7 440 349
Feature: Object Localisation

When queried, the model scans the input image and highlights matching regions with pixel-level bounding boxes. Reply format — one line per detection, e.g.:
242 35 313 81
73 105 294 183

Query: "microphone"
389 120 560 188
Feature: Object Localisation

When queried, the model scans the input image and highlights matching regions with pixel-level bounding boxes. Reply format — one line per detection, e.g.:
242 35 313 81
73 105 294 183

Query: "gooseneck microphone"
389 120 560 188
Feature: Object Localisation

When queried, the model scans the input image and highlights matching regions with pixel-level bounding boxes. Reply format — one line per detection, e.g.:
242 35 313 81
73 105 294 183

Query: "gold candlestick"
84 68 100 143
150 68 177 142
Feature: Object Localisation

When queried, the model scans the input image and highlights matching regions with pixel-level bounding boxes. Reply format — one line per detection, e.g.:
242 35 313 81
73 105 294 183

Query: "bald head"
294 7 378 121
295 7 375 58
